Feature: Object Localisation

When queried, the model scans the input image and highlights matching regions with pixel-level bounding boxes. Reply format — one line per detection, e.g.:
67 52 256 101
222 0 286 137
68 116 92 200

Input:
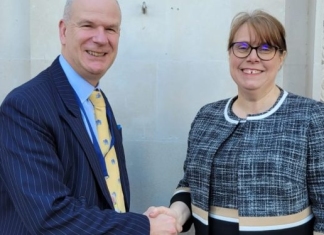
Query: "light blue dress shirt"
59 55 99 141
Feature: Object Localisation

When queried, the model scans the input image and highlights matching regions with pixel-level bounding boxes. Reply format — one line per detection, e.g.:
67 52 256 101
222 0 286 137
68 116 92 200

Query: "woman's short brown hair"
227 10 286 53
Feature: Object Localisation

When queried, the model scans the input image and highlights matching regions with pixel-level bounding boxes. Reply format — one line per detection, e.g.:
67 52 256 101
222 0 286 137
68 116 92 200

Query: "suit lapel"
47 57 114 208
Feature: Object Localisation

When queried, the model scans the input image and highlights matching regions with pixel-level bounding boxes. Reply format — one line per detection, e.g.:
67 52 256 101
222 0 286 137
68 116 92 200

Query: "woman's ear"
279 50 287 70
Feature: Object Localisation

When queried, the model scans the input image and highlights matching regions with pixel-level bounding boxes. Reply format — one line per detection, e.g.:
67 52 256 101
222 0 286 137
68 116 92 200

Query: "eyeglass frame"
229 42 284 61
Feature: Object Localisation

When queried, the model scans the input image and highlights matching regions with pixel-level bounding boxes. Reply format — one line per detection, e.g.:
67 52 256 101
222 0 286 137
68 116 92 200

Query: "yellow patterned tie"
89 90 125 213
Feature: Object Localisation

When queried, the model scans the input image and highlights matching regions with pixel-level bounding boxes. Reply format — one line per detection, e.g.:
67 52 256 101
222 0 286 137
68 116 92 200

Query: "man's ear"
59 20 67 45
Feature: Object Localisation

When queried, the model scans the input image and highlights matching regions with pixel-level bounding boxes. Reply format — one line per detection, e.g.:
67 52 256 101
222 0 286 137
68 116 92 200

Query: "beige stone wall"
0 0 30 101
321 5 324 102
322 21 324 102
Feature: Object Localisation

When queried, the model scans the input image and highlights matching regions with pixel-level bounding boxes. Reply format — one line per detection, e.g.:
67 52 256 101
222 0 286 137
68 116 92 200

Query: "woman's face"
229 23 285 95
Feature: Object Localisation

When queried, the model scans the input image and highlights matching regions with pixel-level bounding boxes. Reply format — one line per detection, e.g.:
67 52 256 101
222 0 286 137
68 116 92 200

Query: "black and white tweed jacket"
171 90 324 235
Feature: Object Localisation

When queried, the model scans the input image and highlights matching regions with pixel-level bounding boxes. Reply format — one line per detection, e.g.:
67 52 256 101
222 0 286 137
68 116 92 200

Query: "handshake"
143 202 190 235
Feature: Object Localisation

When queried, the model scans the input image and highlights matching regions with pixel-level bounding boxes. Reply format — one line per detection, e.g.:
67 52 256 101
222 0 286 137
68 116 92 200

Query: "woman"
149 10 324 235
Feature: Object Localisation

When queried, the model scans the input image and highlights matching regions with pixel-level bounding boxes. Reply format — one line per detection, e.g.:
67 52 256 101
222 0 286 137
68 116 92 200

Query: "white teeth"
87 51 105 57
243 69 261 74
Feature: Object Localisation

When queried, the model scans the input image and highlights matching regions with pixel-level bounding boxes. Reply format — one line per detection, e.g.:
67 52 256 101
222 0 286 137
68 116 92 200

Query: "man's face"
59 0 121 85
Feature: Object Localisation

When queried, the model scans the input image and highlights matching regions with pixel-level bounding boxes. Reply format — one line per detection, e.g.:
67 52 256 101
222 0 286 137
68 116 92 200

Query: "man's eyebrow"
77 19 92 24
76 20 119 28
106 22 120 28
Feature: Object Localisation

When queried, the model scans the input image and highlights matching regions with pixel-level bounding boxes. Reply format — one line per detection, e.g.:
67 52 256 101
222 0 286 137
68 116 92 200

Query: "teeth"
87 51 105 57
243 69 261 74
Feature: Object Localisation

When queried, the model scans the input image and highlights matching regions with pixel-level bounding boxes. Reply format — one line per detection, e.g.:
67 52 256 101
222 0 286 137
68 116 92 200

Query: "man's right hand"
144 206 182 235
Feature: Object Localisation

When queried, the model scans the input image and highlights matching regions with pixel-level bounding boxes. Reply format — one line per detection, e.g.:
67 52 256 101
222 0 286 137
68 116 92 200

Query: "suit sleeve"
0 92 150 235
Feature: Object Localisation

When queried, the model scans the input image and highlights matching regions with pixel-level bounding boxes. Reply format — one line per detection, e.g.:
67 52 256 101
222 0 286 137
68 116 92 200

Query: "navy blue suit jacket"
0 57 149 234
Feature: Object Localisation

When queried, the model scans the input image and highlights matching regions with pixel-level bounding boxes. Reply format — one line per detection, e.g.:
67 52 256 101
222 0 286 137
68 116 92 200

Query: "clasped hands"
144 206 182 235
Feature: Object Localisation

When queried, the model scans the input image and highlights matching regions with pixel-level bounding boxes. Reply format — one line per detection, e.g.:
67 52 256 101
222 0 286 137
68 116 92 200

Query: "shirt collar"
59 55 101 103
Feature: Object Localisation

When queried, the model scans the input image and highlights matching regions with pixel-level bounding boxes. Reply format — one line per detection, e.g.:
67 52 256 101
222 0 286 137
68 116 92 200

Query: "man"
0 0 180 234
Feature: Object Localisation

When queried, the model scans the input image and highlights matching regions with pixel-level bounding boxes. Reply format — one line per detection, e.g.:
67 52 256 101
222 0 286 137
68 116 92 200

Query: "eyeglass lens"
232 42 277 61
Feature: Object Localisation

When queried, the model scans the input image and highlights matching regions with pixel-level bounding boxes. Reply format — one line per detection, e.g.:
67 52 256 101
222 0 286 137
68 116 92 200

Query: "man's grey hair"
63 0 73 22
62 0 121 22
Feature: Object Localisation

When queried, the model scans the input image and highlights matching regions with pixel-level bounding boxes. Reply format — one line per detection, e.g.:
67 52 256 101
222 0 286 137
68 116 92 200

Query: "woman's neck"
232 86 281 118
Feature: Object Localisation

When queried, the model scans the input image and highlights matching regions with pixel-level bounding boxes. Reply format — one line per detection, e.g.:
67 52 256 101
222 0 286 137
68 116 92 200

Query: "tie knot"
89 90 105 107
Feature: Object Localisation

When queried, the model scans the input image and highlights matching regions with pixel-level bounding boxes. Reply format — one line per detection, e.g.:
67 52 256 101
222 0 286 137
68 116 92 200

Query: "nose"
247 48 260 62
92 27 108 44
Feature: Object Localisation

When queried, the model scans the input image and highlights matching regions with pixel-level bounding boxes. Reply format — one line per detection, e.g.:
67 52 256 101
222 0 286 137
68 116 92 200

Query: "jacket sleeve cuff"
170 191 193 232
